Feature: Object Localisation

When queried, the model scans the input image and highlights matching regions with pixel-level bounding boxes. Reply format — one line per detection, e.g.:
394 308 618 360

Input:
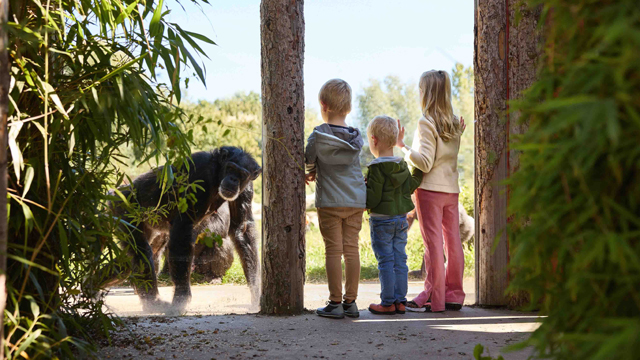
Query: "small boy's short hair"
367 115 398 148
319 79 352 115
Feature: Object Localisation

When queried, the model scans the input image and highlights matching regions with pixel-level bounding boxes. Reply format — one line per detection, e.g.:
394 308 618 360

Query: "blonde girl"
396 70 466 312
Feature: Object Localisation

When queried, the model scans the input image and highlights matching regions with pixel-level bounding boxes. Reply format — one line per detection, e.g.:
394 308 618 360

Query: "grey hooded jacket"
305 124 366 209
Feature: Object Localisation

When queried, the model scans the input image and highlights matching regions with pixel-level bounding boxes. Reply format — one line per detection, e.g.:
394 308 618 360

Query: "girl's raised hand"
396 119 406 148
460 116 467 133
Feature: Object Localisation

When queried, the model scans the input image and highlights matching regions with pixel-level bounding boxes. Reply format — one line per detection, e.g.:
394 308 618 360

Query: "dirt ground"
103 280 476 317
96 280 541 359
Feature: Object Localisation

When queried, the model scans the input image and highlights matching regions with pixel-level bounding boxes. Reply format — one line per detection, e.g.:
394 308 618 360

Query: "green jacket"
366 157 423 216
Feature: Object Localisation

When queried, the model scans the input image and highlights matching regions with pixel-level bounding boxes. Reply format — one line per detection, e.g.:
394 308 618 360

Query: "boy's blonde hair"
419 70 460 142
319 79 352 115
367 115 398 149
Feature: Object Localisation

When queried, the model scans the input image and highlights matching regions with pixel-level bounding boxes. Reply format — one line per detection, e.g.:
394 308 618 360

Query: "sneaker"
445 302 463 311
368 303 396 315
422 302 448 313
316 301 345 319
405 300 427 313
395 302 406 314
342 301 360 318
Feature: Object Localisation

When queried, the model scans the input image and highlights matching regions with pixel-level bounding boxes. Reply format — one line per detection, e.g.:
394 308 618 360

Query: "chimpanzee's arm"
228 183 260 303
168 216 195 310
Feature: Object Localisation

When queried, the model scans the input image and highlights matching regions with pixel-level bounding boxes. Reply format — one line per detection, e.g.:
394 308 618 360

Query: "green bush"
506 1 640 359
5 0 212 357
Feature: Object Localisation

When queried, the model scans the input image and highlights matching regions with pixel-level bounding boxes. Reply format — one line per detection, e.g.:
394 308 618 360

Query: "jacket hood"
313 125 363 165
372 158 411 188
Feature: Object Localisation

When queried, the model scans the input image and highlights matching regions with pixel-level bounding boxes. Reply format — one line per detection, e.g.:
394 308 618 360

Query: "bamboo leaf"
22 166 34 197
15 329 43 356
39 80 69 119
180 44 206 86
115 0 140 25
183 30 217 45
7 255 57 275
149 0 164 37
20 201 34 233
112 188 132 208
68 124 75 157
29 297 40 318
8 121 24 180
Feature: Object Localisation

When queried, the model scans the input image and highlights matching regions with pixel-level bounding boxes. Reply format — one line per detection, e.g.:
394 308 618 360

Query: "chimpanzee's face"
218 151 262 201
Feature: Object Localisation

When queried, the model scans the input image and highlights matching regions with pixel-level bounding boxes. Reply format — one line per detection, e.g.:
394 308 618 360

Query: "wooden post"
474 0 540 306
505 1 541 308
260 0 306 315
0 0 9 354
475 0 509 306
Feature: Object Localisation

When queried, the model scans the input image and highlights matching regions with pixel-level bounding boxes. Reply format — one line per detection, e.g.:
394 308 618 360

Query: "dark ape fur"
109 147 261 313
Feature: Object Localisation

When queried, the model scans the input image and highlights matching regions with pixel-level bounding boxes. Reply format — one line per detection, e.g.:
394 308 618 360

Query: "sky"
166 0 474 117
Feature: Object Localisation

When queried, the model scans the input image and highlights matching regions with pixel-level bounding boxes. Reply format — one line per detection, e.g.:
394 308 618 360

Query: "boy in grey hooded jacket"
305 79 366 319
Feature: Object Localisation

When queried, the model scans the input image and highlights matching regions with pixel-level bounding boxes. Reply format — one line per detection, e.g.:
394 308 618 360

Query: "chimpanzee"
108 147 261 313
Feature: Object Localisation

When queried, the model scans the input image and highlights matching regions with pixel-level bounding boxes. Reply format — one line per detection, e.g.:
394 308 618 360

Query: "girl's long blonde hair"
419 70 460 142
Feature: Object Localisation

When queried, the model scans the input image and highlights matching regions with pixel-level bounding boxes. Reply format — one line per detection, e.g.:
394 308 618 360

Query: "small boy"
305 79 366 319
365 115 422 315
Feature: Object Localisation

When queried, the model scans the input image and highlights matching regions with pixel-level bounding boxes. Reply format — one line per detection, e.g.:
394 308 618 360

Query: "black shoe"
424 304 444 313
445 302 463 311
342 301 360 318
316 301 345 319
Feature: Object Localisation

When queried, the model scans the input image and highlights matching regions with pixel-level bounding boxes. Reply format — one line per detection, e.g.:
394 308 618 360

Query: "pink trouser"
413 189 465 311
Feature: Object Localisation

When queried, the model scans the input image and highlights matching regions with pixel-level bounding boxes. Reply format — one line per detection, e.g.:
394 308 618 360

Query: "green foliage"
5 0 213 357
451 64 475 188
505 1 640 359
196 229 223 249
460 184 475 217
473 344 504 360
356 76 421 165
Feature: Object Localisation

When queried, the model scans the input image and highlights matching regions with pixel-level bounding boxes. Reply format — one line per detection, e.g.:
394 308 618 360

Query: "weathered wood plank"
475 0 541 306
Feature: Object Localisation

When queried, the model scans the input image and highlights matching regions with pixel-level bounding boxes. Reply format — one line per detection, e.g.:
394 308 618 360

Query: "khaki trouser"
317 207 364 303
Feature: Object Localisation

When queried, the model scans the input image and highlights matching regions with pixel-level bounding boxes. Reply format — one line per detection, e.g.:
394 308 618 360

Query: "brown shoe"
368 303 396 315
395 302 406 314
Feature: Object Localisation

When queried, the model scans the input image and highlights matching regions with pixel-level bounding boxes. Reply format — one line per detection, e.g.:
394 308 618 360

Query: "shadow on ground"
98 280 539 359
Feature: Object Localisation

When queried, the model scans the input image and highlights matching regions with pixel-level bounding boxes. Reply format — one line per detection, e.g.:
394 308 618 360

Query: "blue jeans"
370 214 409 306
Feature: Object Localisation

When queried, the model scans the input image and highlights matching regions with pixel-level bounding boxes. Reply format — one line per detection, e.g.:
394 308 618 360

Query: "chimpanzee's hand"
305 172 316 185
460 116 467 133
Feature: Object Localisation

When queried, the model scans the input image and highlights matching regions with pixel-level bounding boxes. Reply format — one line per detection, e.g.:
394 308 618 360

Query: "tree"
260 0 305 315
474 0 510 307
5 0 212 357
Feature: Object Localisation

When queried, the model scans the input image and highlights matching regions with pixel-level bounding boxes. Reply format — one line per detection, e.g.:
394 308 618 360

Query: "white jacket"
402 116 460 194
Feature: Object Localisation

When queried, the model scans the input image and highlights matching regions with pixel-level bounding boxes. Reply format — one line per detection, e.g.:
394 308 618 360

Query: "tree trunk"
0 0 9 354
260 0 305 315
505 1 542 308
474 0 540 306
475 0 509 306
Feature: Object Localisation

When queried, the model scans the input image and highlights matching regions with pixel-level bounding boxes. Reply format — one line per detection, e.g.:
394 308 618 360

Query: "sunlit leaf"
22 166 34 197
